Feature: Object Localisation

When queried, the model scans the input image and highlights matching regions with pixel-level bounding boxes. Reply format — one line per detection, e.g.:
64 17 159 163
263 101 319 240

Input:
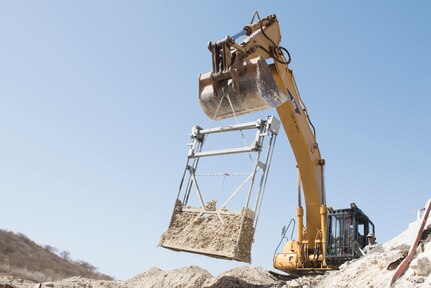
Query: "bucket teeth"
199 56 287 120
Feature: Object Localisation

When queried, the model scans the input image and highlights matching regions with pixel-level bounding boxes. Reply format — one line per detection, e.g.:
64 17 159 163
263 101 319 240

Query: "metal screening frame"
161 116 280 262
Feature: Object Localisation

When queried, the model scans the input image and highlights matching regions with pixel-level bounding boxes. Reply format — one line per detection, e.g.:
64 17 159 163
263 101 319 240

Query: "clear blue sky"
1 0 430 280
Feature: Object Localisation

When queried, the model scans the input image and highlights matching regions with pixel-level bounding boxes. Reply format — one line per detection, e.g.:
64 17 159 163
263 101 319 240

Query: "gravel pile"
126 266 212 288
0 266 279 288
203 266 282 288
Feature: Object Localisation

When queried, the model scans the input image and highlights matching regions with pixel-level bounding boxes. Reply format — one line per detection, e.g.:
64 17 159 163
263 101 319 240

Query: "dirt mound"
126 267 162 284
1 266 281 288
203 266 281 288
40 277 124 288
126 265 212 288
125 266 282 288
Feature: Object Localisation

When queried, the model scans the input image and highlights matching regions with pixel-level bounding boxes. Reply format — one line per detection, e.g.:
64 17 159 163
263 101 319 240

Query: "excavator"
196 13 376 273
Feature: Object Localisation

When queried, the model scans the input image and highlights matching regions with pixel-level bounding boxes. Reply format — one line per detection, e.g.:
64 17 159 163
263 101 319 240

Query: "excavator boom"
198 14 326 260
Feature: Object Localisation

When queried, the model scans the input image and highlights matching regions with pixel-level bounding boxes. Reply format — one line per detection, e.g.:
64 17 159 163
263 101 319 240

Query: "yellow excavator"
197 13 375 273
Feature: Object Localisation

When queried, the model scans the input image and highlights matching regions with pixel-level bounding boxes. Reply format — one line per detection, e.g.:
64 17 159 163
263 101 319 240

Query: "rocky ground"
2 206 430 288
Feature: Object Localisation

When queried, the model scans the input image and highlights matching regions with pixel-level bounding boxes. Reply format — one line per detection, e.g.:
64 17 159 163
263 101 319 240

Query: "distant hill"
0 230 113 282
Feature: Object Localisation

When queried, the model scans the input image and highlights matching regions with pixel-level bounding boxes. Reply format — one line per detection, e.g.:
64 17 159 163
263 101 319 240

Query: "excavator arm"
198 14 328 270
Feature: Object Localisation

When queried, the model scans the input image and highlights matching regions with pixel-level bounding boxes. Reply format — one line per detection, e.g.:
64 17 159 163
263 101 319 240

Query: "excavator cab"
273 203 375 273
326 203 375 266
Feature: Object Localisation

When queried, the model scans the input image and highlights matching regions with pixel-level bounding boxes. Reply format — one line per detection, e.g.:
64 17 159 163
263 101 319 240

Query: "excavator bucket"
199 56 288 120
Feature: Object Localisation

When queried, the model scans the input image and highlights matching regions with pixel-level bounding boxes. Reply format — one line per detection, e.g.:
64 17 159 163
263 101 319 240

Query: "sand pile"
159 201 255 262
126 266 212 288
126 266 281 288
41 277 125 288
0 266 282 288
203 266 282 288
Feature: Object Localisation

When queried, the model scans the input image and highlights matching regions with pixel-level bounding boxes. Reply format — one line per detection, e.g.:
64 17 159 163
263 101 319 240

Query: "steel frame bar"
190 145 258 158
173 116 280 232
220 172 254 209
198 121 262 135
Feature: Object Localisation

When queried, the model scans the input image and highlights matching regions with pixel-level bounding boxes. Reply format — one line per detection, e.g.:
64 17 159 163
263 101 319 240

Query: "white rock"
411 256 431 276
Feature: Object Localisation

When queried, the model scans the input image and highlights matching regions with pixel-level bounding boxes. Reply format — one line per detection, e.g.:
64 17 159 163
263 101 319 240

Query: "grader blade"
199 56 287 120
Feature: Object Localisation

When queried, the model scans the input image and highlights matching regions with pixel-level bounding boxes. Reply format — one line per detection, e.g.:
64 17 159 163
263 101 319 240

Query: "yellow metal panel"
273 253 297 271
270 63 324 248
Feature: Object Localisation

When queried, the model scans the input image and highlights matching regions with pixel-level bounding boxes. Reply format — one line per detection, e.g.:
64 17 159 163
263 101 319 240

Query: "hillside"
0 230 112 283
